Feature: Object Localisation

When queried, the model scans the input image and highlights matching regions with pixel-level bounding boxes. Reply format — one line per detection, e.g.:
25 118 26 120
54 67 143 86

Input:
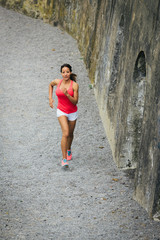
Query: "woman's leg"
67 120 77 150
58 116 69 159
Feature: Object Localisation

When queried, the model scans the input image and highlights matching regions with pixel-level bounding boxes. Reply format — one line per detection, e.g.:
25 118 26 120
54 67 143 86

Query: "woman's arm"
62 82 79 105
49 79 59 108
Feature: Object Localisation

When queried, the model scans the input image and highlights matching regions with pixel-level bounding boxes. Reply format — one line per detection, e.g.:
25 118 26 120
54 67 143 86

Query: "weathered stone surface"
1 0 160 217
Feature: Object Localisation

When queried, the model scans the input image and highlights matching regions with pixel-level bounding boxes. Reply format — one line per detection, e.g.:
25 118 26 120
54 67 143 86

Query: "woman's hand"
49 98 54 108
61 87 69 96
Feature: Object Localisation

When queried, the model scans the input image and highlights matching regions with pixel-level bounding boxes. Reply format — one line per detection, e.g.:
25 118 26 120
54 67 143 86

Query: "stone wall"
1 0 160 218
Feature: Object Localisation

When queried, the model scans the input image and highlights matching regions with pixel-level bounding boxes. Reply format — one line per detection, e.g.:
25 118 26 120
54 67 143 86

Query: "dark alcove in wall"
129 51 146 168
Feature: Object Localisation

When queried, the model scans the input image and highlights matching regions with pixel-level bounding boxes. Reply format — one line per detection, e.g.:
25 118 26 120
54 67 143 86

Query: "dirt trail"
0 6 160 240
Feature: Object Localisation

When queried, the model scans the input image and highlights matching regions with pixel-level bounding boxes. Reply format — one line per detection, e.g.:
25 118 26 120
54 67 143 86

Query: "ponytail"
70 73 77 82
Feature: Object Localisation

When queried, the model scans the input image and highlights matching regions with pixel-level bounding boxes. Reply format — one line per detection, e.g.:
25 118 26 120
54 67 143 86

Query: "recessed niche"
133 51 146 80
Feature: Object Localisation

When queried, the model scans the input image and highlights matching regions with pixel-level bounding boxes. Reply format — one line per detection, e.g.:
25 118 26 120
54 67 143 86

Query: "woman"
49 64 79 167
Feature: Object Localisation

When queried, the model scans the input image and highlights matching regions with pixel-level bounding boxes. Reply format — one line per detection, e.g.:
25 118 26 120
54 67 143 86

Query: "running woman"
49 64 79 167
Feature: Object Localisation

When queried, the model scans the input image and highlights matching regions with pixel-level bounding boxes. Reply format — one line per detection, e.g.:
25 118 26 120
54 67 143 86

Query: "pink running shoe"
67 150 72 161
61 159 69 167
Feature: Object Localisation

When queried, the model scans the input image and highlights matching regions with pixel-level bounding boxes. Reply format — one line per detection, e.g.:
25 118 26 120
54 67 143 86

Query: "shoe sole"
62 165 69 170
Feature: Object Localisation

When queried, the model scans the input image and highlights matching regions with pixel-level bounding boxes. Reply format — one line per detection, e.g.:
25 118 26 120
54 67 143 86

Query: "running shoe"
61 159 69 167
67 150 72 161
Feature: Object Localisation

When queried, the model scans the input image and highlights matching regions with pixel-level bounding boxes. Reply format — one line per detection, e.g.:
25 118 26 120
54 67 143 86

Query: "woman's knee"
62 130 69 138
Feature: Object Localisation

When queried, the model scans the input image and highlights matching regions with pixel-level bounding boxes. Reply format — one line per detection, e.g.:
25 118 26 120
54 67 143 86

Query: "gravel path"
0 6 160 240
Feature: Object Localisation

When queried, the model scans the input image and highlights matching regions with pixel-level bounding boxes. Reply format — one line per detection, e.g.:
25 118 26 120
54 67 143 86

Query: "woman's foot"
61 159 69 167
67 150 72 161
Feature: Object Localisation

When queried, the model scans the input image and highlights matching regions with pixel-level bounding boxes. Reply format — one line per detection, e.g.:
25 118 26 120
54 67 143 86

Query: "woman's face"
61 67 71 81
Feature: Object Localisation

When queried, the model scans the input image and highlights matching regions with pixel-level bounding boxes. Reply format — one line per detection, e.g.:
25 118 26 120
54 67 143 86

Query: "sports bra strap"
70 80 73 88
58 79 63 87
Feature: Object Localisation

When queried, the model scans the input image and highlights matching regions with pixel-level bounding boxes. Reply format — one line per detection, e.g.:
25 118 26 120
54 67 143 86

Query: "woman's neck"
62 79 71 84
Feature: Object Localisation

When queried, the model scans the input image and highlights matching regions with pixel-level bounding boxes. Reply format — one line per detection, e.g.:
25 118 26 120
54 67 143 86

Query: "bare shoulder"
50 79 61 86
73 81 79 91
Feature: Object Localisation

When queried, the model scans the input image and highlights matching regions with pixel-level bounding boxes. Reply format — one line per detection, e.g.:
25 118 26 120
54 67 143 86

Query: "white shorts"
57 109 78 121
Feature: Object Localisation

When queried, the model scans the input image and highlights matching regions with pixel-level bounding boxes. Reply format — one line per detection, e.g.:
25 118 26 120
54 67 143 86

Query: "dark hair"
60 63 77 82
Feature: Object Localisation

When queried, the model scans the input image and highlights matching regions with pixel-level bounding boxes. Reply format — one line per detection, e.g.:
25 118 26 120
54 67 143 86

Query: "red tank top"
56 79 78 114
